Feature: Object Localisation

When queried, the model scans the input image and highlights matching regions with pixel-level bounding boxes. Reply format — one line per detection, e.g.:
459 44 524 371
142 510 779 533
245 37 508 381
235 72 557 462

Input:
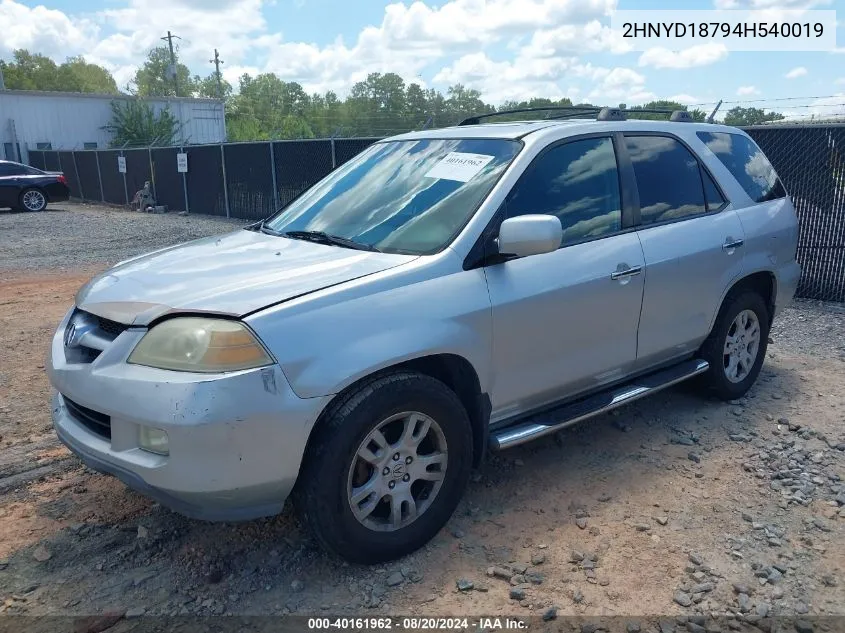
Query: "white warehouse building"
0 90 226 164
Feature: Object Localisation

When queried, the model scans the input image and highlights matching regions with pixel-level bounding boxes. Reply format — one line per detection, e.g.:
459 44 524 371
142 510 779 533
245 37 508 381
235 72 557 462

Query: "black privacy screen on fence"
186 145 226 216
75 152 100 201
151 148 184 212
747 126 845 303
98 150 125 204
224 143 275 220
58 152 80 199
273 140 334 207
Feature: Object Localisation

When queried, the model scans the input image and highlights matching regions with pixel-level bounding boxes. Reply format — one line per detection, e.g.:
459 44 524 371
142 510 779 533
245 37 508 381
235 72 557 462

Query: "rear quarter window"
696 131 786 204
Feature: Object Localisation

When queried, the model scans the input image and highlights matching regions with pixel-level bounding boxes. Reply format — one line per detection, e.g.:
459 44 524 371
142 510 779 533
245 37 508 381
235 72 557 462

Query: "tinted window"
506 137 622 245
702 169 726 211
0 163 25 176
626 136 707 225
697 131 786 203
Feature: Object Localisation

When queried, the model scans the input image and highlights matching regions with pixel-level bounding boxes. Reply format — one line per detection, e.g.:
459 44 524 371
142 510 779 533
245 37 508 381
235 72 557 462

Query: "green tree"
0 49 118 93
723 106 785 126
103 99 180 147
444 84 490 123
0 50 59 90
133 46 197 97
628 100 707 121
57 56 119 93
196 73 232 100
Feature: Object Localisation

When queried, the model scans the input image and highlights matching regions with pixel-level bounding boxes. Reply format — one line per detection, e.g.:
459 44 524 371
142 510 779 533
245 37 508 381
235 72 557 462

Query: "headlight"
128 318 272 373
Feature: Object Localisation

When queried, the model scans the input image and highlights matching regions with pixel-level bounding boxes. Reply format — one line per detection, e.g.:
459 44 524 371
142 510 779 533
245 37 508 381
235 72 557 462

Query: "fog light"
138 426 169 455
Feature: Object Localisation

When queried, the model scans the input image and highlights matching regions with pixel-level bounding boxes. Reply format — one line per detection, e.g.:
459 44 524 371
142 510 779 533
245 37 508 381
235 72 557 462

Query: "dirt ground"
0 203 843 631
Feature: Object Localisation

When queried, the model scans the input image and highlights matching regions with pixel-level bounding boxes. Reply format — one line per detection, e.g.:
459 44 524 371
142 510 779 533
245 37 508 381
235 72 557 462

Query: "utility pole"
209 49 224 99
161 31 181 97
0 64 5 90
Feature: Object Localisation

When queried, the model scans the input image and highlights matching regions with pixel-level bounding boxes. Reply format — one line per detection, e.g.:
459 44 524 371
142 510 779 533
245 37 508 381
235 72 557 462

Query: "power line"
209 49 225 99
161 31 182 97
689 94 843 107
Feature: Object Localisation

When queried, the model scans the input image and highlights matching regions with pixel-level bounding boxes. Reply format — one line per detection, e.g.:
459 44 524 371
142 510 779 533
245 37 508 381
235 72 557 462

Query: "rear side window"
702 169 726 211
506 137 622 246
0 163 25 176
696 131 786 203
625 135 707 225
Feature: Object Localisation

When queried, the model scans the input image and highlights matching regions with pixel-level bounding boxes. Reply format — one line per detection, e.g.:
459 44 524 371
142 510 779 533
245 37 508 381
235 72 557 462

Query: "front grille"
64 310 130 364
64 396 112 440
93 315 129 338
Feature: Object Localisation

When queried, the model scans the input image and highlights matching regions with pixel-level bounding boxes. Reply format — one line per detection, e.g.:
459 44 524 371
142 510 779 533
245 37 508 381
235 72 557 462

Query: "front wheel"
698 291 770 400
19 188 47 212
294 372 472 563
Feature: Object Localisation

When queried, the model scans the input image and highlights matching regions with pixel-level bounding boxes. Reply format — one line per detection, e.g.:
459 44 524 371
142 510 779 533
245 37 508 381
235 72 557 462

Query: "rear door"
696 131 797 281
624 134 746 370
484 134 646 422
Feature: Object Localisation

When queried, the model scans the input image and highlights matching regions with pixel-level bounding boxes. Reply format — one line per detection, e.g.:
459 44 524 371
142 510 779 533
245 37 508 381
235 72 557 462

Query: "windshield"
264 138 521 255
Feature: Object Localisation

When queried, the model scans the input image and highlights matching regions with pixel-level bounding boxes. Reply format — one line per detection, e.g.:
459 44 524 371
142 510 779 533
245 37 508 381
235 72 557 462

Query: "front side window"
697 131 786 203
505 137 622 246
264 138 521 255
626 135 709 225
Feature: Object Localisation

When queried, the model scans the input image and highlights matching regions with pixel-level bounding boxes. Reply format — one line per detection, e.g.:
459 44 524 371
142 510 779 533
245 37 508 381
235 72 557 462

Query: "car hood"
75 229 417 325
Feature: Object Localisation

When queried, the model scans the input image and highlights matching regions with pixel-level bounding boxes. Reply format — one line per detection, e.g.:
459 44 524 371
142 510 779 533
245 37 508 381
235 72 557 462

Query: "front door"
484 135 646 423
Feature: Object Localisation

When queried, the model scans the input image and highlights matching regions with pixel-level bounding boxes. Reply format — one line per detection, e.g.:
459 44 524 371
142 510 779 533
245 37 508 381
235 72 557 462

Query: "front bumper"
48 308 329 522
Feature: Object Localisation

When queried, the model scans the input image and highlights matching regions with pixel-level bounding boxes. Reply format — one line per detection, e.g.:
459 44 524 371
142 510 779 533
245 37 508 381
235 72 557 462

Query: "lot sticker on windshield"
424 152 495 182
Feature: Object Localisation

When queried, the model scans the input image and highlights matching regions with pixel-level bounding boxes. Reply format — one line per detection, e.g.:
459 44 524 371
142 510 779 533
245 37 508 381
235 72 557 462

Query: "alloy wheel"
22 190 46 211
346 411 448 532
723 309 761 383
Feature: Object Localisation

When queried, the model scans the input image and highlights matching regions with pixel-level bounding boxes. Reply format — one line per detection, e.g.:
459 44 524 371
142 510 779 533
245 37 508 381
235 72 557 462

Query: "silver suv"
48 108 800 563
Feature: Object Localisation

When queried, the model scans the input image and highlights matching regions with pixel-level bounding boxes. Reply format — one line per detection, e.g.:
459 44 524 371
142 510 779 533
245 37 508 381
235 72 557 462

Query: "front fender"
246 259 493 400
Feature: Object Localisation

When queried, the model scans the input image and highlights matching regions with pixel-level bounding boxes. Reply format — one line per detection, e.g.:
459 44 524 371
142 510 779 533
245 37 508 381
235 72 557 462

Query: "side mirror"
497 215 562 258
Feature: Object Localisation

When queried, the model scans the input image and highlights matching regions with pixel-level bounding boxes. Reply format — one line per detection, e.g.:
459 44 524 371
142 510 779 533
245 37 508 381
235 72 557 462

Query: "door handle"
610 265 643 280
722 238 744 251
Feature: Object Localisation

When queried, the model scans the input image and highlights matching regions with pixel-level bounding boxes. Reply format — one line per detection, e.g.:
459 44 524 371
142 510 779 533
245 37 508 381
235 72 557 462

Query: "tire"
19 188 47 212
698 290 770 400
294 371 473 564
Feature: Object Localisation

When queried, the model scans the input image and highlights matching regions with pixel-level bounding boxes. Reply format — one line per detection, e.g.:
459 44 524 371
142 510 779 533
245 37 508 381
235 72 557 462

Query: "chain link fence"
26 124 845 302
745 124 845 303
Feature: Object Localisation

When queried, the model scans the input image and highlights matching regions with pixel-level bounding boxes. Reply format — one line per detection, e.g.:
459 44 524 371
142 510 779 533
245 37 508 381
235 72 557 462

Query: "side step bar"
490 358 709 450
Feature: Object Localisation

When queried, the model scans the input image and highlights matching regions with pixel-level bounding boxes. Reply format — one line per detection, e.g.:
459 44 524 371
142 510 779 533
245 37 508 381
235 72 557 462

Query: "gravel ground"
0 202 843 630
0 202 249 272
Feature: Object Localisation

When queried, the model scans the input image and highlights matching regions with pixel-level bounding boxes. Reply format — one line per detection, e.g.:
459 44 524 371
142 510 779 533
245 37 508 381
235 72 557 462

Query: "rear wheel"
294 372 472 563
698 291 769 400
19 188 47 212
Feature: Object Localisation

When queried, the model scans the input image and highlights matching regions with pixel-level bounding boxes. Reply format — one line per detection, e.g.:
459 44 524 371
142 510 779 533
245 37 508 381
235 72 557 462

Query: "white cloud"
666 94 699 105
0 0 98 59
836 77 845 85
784 66 808 79
521 20 632 57
638 43 728 69
736 85 760 96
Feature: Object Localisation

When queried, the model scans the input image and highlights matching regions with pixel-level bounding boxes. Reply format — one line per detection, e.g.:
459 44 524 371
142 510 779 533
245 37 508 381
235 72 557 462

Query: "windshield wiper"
282 230 381 252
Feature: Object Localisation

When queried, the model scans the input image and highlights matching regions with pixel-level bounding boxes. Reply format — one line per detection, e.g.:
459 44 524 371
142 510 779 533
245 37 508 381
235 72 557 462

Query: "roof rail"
458 106 699 126
458 106 601 126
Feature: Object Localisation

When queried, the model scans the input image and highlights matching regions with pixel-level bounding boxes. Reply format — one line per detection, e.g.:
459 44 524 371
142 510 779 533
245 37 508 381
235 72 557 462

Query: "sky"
1 0 844 119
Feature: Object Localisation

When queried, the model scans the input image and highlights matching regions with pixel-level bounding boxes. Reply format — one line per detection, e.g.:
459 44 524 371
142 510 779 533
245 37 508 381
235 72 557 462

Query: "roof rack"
458 106 694 126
